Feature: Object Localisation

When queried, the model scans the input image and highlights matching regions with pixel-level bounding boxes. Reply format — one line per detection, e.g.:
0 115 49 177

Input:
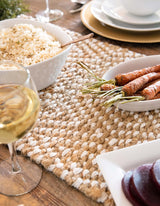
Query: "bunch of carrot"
78 62 160 107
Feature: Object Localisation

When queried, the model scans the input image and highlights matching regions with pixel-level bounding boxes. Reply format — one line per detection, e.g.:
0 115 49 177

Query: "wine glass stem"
45 0 49 12
8 143 21 173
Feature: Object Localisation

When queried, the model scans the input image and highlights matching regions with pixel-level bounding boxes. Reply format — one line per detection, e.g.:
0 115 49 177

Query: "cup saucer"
101 0 160 25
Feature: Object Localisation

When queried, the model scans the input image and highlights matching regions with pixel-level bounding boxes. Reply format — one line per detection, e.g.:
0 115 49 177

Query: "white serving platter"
103 55 160 112
96 139 160 206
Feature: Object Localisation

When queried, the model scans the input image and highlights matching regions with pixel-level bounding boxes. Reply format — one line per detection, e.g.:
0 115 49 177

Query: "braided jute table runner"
15 28 160 205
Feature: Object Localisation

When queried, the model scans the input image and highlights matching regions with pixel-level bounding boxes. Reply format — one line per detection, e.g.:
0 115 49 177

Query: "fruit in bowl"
0 18 72 90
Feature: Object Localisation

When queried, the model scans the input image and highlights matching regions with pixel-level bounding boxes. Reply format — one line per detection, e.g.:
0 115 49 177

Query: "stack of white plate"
91 0 160 32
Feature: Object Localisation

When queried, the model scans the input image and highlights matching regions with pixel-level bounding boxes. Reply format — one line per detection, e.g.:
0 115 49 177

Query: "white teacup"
121 0 160 16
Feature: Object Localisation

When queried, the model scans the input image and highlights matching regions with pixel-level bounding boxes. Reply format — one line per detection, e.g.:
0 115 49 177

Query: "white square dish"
96 139 160 206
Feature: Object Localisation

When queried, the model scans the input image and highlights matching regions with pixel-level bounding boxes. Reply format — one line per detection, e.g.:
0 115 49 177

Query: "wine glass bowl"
0 60 42 196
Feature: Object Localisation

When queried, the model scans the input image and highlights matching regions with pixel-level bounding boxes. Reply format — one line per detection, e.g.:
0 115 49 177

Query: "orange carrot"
115 64 160 86
122 72 160 96
152 92 160 99
141 80 160 100
100 84 115 91
138 79 159 91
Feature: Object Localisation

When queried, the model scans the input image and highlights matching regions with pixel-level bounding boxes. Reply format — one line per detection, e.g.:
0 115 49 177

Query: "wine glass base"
0 155 42 196
36 9 63 22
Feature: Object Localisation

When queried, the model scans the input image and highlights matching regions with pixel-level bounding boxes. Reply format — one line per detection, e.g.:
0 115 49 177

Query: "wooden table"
0 0 160 206
25 0 160 56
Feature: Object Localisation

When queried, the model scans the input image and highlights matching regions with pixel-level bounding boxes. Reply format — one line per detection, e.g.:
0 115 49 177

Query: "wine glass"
0 60 42 196
36 0 63 23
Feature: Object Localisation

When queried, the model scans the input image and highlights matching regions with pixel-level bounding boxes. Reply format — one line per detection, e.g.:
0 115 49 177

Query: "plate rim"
101 0 160 25
91 0 160 32
81 3 160 44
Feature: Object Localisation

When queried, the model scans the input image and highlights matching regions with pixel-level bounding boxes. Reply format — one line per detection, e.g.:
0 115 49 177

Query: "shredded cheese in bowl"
0 24 63 66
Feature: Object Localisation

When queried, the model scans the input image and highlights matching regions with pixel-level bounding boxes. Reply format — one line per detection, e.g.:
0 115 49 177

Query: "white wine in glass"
0 61 42 196
36 0 63 22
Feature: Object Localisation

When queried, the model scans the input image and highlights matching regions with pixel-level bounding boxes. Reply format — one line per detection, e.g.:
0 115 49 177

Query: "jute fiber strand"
16 29 160 205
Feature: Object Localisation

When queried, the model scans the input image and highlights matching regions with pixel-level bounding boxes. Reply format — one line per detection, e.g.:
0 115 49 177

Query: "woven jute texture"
15 28 160 205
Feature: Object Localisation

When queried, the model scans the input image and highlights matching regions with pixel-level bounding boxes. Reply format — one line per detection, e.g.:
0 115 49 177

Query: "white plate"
101 0 160 25
96 139 160 206
91 0 160 32
103 55 160 111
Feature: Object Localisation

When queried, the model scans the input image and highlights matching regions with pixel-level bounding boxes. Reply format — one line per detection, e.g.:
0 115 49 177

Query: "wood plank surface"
0 0 160 206
0 145 101 206
25 0 160 56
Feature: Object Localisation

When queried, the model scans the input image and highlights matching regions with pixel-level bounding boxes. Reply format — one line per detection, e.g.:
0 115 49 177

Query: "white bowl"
0 18 72 90
103 55 160 112
121 0 160 16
